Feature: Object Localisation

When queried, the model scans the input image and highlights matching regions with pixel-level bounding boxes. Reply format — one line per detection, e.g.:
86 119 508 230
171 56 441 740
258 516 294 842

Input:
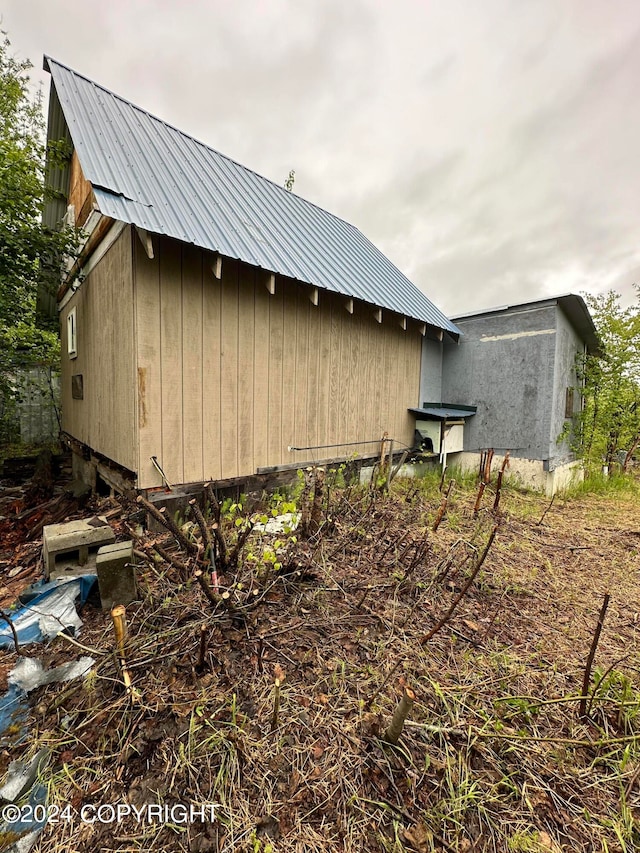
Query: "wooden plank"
306 287 322 451
237 263 255 475
347 308 361 443
338 301 352 448
387 325 402 443
360 310 376 446
314 295 331 451
401 330 422 445
135 230 163 488
160 238 184 485
202 247 222 480
327 297 342 448
108 229 136 472
181 243 204 483
373 313 389 438
253 269 270 469
220 259 239 478
293 286 310 453
267 283 284 465
386 320 398 441
281 280 299 464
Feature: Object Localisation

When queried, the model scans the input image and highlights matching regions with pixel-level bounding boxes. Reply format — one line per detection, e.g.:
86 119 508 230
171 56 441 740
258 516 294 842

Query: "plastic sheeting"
0 576 96 648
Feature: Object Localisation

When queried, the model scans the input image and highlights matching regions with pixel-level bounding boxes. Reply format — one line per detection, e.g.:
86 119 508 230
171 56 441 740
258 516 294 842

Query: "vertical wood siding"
135 236 422 488
60 227 136 471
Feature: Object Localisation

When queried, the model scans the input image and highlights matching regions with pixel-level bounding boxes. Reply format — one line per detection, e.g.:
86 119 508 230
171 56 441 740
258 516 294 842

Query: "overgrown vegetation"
0 32 78 447
2 469 639 852
578 288 640 473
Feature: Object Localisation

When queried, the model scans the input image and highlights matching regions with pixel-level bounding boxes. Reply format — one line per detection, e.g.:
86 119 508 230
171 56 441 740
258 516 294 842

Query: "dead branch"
271 676 282 731
189 498 213 558
136 494 198 556
367 528 497 709
204 482 221 524
227 520 254 568
579 591 611 719
211 521 227 568
125 524 190 580
385 440 394 491
0 608 20 655
473 482 486 517
390 450 408 483
196 623 208 672
110 605 138 701
483 448 494 483
300 467 315 537
493 452 510 512
537 493 555 526
433 479 455 531
383 687 416 744
420 524 499 645
193 569 221 607
310 467 326 534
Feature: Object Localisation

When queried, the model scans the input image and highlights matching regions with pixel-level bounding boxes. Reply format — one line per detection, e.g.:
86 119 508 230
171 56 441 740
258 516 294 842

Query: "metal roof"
45 57 459 335
452 294 600 354
409 406 477 420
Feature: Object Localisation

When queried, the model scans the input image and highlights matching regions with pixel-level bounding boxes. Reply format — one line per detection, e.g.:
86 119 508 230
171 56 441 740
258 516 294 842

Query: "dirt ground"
1 470 639 853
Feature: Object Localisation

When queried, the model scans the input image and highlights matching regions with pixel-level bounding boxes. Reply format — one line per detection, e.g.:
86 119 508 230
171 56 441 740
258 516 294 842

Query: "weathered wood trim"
61 432 137 493
57 215 119 303
135 227 154 259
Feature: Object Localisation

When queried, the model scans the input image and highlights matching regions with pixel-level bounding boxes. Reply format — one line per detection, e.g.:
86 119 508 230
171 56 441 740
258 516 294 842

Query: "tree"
0 32 78 446
578 288 640 472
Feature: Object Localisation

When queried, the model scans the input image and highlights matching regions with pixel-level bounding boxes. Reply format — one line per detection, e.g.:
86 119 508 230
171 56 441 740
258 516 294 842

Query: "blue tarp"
0 576 96 649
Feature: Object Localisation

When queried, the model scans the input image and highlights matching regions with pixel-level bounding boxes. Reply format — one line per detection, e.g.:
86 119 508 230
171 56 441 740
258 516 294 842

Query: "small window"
565 387 574 419
67 307 77 359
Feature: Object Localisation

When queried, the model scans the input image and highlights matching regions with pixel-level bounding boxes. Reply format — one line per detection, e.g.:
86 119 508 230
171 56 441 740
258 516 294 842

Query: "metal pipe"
288 438 389 452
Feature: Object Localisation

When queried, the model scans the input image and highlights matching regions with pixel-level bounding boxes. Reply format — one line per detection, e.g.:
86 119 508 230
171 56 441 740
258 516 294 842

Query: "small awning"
409 405 477 421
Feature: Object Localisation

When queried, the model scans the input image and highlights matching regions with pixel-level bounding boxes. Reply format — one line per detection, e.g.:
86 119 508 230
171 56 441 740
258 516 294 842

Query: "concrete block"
43 516 116 580
96 541 137 611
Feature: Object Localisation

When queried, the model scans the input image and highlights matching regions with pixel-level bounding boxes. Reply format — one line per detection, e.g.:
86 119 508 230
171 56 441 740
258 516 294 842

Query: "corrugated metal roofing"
45 56 459 335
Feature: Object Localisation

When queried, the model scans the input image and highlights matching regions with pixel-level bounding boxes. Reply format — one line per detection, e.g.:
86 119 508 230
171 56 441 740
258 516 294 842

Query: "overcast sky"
3 0 640 316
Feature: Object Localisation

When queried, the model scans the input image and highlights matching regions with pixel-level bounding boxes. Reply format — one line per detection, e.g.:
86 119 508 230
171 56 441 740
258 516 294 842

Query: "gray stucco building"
428 295 599 494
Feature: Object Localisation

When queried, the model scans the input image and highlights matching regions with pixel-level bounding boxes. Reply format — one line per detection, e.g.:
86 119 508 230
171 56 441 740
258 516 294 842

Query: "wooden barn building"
42 57 460 492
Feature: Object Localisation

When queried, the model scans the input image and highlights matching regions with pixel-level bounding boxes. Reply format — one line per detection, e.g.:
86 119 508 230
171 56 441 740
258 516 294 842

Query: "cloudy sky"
3 0 640 316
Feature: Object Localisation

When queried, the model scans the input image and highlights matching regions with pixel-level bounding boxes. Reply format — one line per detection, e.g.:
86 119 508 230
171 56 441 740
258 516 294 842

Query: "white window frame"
67 307 78 359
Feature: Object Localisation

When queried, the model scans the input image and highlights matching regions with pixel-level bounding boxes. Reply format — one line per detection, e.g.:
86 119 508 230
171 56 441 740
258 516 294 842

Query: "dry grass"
2 470 640 852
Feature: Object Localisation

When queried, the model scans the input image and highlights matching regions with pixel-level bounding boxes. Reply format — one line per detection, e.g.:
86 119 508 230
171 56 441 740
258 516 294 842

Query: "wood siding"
135 236 422 489
68 150 94 228
60 227 137 472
